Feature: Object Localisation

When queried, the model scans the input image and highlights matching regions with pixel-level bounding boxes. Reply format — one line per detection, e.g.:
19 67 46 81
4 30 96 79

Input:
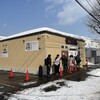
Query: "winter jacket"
69 57 76 67
54 57 60 66
61 55 68 64
45 57 51 66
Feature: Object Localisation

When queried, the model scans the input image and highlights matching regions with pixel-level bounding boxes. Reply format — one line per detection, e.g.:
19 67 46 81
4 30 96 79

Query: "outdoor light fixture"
3 44 7 47
37 37 40 40
23 40 25 43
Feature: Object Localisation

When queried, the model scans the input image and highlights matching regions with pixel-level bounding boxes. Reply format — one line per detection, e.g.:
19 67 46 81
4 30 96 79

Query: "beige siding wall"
45 33 66 62
45 33 86 67
0 32 86 74
0 34 46 74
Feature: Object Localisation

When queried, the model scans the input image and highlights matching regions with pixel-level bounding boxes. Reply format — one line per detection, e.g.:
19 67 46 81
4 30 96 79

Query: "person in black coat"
45 54 51 76
75 54 81 70
61 54 68 72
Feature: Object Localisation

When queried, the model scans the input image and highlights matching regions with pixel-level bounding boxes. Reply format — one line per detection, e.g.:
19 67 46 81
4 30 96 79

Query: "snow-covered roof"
0 27 83 41
0 36 6 40
80 36 92 41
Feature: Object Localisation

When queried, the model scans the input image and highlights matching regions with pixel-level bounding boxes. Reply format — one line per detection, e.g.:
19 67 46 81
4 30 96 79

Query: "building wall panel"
0 32 86 74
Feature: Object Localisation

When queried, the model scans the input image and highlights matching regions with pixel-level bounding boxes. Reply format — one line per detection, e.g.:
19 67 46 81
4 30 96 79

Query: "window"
65 37 77 45
65 46 68 49
26 42 32 50
61 45 68 49
25 40 39 51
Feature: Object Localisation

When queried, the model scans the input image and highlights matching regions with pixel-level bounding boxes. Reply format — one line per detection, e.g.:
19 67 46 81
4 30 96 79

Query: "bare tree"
75 0 100 35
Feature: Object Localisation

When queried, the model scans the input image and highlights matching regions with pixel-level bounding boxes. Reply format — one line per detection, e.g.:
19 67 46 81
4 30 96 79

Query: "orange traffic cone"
68 67 72 74
74 64 77 72
60 67 63 77
25 70 30 81
9 68 14 78
86 59 88 66
86 59 88 69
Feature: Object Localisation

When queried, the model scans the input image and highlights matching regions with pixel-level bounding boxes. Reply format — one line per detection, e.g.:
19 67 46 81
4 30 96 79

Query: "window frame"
25 40 39 51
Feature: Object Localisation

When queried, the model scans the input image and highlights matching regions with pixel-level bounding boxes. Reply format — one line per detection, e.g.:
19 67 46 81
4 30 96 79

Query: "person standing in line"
61 53 68 72
45 54 51 76
75 54 81 70
54 54 60 75
68 55 75 73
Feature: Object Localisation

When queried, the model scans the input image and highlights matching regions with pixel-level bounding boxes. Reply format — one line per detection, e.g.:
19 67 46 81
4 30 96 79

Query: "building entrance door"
61 51 68 57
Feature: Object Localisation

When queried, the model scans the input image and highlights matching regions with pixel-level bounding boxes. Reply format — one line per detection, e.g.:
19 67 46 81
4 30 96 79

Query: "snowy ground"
8 67 100 100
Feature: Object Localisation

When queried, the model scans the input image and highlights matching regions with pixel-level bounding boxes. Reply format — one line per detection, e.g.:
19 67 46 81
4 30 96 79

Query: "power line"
75 0 100 23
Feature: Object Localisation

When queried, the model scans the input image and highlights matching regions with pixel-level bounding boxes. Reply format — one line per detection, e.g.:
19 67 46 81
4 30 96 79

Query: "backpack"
76 56 81 62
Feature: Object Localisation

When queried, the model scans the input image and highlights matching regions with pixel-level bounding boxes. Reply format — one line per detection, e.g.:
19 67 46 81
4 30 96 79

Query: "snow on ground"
88 62 100 66
8 68 100 100
0 92 3 95
0 86 4 95
19 81 37 86
88 62 95 65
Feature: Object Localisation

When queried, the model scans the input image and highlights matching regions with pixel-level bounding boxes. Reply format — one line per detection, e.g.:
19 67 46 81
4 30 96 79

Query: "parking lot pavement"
0 70 37 83
0 65 99 99
0 69 83 92
0 70 39 99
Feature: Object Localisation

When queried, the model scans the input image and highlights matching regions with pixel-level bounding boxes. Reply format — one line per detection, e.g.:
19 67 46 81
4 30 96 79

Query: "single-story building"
0 27 86 74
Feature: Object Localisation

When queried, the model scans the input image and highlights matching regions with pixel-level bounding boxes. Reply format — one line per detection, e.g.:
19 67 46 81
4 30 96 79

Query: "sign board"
65 37 77 45
0 53 8 57
68 46 78 57
25 40 39 51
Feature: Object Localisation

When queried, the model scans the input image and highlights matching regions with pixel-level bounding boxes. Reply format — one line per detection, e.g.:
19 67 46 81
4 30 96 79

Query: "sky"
0 0 100 39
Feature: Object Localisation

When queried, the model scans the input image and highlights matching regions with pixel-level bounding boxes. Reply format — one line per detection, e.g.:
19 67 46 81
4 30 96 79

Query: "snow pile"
88 62 95 65
87 62 100 67
8 68 100 100
0 92 3 95
19 81 37 86
87 68 100 77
